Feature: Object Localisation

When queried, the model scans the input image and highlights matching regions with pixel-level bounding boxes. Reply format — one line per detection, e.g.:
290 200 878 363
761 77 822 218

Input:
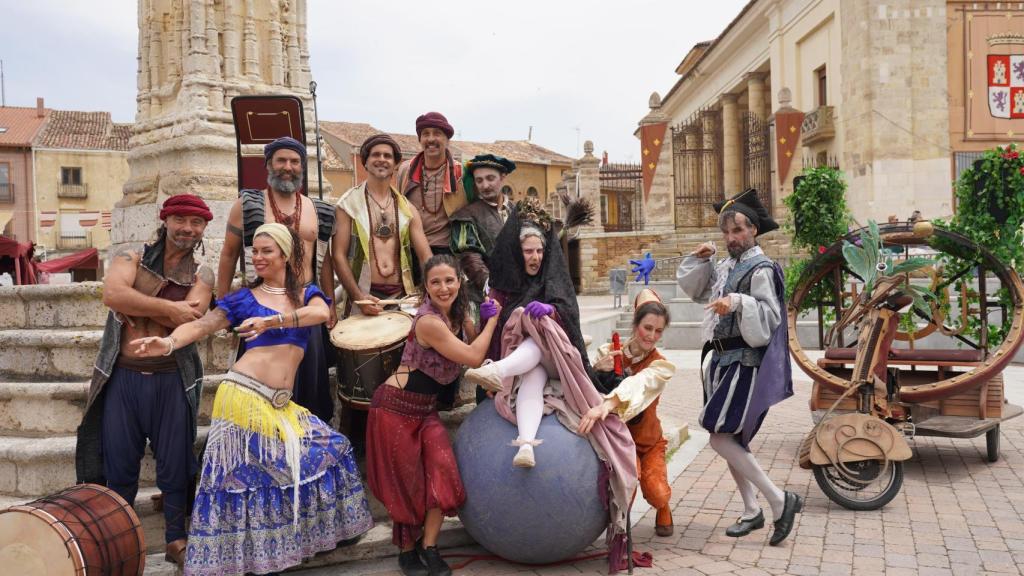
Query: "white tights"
709 433 785 519
490 338 547 443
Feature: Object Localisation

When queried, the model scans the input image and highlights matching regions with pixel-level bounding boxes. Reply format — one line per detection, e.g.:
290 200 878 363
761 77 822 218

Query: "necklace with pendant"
366 188 395 238
259 283 288 295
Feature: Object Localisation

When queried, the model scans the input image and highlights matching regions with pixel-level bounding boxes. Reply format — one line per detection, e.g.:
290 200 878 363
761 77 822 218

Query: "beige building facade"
33 111 131 256
643 0 961 229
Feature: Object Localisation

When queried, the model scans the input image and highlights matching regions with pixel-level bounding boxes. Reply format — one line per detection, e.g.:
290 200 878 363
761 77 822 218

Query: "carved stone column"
243 0 260 81
115 0 331 270
746 73 767 120
720 93 741 196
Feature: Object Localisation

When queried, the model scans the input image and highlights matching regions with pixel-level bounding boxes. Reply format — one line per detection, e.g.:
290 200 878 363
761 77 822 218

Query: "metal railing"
58 183 88 198
57 231 92 250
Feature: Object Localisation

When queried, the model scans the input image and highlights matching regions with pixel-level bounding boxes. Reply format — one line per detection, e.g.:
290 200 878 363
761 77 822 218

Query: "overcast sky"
2 1 747 161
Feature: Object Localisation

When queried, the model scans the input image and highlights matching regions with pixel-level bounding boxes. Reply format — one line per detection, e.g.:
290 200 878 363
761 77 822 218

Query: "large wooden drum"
0 483 145 576
331 311 413 408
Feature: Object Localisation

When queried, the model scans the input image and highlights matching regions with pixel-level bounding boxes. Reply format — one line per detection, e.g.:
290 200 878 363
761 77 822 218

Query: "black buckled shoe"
421 545 452 576
398 549 429 576
769 491 804 546
725 510 765 537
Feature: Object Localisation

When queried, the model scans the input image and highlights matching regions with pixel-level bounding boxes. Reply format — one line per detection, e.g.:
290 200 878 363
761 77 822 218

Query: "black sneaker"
421 545 452 576
398 549 429 576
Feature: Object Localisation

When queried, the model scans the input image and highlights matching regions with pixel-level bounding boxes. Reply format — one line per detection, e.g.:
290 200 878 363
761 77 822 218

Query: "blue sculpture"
629 252 656 285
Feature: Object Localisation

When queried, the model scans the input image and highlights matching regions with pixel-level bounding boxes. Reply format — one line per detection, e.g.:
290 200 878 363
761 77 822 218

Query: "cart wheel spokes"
812 460 903 511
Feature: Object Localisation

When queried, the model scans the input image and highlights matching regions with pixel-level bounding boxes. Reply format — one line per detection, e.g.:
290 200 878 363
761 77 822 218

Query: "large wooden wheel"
788 223 1024 403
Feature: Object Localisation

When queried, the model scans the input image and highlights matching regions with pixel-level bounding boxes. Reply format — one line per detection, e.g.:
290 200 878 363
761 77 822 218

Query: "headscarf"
360 133 402 166
263 136 307 164
415 111 455 139
489 208 593 377
253 222 293 261
159 194 213 221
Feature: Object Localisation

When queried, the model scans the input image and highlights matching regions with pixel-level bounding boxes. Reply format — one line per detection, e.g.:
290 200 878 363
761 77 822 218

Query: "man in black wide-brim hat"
676 188 803 546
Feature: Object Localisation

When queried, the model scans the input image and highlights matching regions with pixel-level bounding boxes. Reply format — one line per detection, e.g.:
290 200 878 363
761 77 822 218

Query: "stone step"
1 481 397 559
0 376 226 436
0 427 210 497
611 320 822 350
0 329 104 380
0 282 106 330
0 329 237 381
0 381 90 436
140 518 472 575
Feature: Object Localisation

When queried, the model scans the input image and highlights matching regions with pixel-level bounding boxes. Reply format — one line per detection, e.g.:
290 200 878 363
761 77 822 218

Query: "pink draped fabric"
494 308 638 567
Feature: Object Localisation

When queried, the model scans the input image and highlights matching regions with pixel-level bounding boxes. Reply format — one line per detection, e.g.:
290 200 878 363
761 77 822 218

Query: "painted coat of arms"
988 54 1024 118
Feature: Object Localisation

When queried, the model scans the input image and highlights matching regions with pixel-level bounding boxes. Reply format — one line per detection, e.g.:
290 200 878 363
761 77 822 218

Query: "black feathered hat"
713 188 778 236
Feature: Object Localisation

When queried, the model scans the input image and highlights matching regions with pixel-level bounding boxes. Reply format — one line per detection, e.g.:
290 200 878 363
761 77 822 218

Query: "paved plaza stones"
293 351 1024 576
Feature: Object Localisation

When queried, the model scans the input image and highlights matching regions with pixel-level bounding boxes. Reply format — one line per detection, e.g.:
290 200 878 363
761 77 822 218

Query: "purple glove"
524 301 555 318
479 298 499 321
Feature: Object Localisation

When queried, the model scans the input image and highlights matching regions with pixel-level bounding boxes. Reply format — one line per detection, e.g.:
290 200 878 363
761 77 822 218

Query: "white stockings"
709 433 785 518
489 338 546 444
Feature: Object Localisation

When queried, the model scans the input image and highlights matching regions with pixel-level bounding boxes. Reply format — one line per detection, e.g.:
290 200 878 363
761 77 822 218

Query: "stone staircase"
603 280 819 350
0 284 474 574
629 227 796 283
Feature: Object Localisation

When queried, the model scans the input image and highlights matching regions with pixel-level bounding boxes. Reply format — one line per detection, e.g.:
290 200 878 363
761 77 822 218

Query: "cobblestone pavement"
296 355 1024 576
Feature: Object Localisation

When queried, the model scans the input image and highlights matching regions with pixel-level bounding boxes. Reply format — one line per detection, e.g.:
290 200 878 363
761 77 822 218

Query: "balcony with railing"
0 183 13 203
57 230 92 250
57 183 88 198
801 105 835 146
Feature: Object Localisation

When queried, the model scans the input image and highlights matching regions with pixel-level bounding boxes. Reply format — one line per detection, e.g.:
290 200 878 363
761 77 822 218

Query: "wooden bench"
813 347 1004 419
817 348 983 379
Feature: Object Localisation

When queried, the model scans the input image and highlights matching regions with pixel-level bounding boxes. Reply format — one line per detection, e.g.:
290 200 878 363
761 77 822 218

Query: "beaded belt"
226 370 292 409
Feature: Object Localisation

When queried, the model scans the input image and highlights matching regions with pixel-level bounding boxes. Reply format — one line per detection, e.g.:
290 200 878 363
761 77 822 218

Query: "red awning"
0 235 37 284
36 248 99 273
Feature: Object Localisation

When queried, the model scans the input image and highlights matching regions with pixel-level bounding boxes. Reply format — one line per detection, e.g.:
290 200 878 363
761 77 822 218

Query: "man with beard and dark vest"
75 194 214 569
676 189 801 546
217 136 337 424
396 112 468 283
450 153 517 302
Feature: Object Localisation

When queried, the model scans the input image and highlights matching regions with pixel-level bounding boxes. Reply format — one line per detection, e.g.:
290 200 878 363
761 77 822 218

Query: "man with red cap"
396 112 468 271
218 136 338 425
75 194 215 568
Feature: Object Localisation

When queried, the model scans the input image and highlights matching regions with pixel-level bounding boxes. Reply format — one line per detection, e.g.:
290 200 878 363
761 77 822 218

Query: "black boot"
398 549 429 576
421 545 452 576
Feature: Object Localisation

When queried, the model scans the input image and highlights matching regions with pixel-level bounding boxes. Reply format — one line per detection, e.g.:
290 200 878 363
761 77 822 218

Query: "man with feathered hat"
676 188 801 546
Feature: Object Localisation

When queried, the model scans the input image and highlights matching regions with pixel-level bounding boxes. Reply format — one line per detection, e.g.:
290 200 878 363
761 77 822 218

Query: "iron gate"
599 163 643 232
742 111 773 215
672 107 723 228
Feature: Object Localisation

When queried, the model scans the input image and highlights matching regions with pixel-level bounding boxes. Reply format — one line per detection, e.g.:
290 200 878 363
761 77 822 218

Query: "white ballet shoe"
513 443 536 468
464 359 503 392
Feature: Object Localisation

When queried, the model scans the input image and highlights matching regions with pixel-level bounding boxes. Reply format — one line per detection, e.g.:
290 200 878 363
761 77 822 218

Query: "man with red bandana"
75 194 214 568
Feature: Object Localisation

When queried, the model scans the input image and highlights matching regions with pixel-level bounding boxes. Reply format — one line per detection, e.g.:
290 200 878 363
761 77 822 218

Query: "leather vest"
239 189 335 285
712 254 773 367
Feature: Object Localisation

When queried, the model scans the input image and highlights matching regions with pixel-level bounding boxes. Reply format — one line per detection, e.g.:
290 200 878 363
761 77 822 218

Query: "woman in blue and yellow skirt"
131 223 372 576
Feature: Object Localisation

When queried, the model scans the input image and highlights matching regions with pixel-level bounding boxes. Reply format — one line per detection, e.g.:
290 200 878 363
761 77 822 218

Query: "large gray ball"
454 399 607 564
